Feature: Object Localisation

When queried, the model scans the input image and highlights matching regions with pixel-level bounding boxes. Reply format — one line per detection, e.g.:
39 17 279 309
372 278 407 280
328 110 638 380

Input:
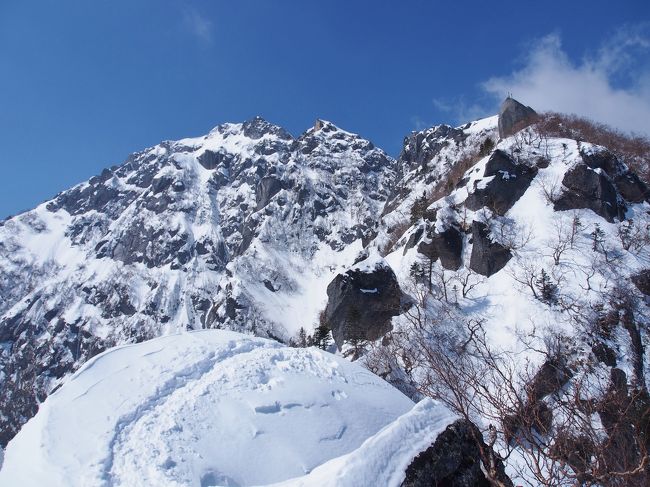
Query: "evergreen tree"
297 327 308 348
409 262 425 280
312 324 332 350
535 269 558 304
590 223 605 251
570 214 582 247
618 220 633 250
478 137 495 157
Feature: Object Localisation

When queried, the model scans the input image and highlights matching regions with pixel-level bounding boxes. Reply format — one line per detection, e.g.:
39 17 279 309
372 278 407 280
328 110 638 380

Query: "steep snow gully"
0 330 455 486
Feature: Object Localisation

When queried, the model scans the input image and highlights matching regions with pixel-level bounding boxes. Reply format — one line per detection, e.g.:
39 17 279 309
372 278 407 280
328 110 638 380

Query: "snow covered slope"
0 330 454 487
0 117 395 445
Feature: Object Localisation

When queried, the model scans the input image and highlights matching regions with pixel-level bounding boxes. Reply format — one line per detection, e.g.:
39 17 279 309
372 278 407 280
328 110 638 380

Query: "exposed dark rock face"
469 221 511 277
554 163 622 222
498 97 537 138
324 255 407 348
632 269 650 296
465 150 538 215
255 176 284 210
403 226 425 255
402 419 513 487
615 171 650 203
399 125 466 172
417 227 463 270
197 149 235 170
579 147 649 203
580 148 624 177
242 115 293 141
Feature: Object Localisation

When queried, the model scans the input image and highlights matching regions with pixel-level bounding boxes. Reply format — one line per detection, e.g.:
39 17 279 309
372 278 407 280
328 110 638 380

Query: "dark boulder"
554 163 622 222
498 97 537 138
580 148 624 177
324 254 408 348
255 176 284 210
402 419 513 487
469 221 512 277
417 227 463 270
503 359 572 445
592 342 617 367
465 150 538 215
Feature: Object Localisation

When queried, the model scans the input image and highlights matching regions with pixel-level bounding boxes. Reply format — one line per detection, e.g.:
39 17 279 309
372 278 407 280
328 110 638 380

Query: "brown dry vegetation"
534 112 650 183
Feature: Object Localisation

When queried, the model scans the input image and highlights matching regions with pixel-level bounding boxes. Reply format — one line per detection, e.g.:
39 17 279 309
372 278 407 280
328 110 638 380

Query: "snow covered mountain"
1 97 649 486
0 117 396 445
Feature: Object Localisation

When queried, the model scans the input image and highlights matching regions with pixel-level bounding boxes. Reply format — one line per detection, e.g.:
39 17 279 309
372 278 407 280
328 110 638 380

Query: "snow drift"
0 330 454 486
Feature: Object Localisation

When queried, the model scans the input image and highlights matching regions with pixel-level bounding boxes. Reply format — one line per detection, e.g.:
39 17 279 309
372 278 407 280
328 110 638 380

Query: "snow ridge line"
100 339 276 486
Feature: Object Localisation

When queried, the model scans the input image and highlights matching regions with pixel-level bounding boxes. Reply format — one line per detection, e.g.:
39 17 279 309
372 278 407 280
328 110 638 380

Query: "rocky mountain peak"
241 116 293 141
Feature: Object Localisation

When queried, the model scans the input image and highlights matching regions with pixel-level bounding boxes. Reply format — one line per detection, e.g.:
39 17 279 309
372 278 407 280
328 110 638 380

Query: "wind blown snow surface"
0 330 454 486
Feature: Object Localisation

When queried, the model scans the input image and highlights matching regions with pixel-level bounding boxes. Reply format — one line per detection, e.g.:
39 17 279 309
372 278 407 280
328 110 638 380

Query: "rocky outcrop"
399 125 466 172
554 163 622 222
580 147 649 203
324 254 408 348
417 226 463 270
615 171 650 203
632 269 650 296
469 221 511 277
402 419 513 487
465 150 538 215
498 97 537 138
255 176 284 210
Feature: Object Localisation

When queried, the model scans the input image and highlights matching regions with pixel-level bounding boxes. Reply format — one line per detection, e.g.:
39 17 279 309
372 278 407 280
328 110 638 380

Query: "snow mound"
276 399 455 487
0 330 450 487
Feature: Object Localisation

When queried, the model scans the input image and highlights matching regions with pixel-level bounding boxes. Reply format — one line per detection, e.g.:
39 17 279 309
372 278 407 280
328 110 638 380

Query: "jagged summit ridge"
0 116 397 445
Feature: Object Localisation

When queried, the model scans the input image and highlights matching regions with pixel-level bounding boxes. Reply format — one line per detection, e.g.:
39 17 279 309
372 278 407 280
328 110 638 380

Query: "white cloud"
483 25 650 137
182 6 214 45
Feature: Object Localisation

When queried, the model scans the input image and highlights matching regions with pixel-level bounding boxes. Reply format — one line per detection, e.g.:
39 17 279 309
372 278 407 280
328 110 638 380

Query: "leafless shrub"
547 220 573 265
454 268 484 298
536 173 562 205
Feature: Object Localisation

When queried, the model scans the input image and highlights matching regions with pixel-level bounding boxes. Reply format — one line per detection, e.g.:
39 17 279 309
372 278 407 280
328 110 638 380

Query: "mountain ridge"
1 102 649 486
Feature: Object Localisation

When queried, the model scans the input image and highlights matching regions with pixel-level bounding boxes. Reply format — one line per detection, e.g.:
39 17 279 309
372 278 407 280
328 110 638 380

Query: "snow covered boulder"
0 330 421 487
465 150 538 216
324 252 409 349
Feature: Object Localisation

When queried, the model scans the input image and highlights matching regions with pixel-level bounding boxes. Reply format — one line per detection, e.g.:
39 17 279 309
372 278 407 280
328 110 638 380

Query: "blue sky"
1 1 649 218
